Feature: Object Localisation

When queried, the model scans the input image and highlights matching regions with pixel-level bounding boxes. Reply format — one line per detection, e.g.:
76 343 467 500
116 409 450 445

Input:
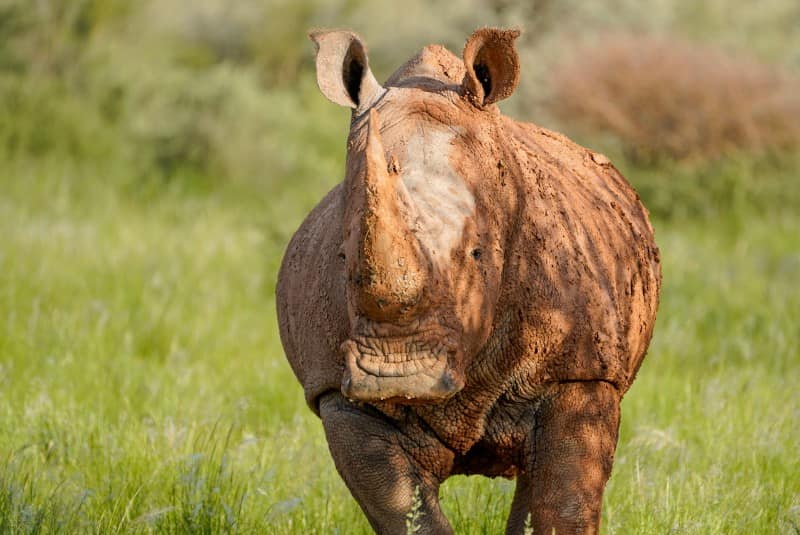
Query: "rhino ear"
310 30 384 111
462 28 521 107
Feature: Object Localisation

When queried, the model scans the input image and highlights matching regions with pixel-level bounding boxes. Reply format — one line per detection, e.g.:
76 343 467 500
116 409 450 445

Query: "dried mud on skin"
277 27 660 534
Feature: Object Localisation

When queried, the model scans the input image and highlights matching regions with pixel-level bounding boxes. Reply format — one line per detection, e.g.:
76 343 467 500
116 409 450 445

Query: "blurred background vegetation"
1 0 798 219
1 0 798 532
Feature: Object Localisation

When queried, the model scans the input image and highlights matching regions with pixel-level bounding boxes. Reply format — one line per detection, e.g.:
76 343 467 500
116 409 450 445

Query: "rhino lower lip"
341 337 452 378
340 338 464 402
354 352 441 378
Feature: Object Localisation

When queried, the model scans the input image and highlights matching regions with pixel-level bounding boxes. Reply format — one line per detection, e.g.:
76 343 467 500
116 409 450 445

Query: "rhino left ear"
462 28 521 107
310 30 384 111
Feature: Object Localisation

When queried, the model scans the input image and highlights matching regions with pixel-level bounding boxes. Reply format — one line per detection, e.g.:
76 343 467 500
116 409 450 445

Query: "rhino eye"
471 248 482 260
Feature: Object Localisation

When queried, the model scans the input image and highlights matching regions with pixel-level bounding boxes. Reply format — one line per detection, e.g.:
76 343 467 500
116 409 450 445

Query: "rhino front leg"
506 381 621 535
319 392 454 535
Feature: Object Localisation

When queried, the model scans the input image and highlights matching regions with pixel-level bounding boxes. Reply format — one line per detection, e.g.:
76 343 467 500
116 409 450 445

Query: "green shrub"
623 152 800 221
0 74 121 160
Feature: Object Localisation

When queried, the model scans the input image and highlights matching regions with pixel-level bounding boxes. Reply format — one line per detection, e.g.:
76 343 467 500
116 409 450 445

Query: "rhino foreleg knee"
506 381 621 535
319 392 454 535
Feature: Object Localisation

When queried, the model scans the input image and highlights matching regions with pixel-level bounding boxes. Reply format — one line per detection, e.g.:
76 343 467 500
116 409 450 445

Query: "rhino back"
276 185 348 414
502 119 661 392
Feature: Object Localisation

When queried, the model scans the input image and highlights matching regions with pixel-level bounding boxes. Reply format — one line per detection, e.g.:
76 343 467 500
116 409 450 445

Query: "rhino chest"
409 383 537 454
407 315 532 453
417 395 539 477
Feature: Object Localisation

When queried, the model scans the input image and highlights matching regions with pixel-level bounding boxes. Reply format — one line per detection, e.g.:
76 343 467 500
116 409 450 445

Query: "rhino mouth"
340 326 465 403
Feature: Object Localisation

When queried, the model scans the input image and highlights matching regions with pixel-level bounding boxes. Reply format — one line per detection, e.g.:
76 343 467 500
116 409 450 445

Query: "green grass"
1 153 798 534
0 1 798 532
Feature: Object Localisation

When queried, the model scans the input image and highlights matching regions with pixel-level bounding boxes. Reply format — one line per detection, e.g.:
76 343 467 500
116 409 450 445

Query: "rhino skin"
276 28 661 535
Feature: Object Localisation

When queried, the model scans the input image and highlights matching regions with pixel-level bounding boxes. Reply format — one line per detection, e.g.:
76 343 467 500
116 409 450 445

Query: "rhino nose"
349 107 428 322
354 262 426 321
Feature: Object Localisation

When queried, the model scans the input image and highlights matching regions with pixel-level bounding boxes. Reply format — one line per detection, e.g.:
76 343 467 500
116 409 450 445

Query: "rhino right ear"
310 30 384 111
462 28 521 107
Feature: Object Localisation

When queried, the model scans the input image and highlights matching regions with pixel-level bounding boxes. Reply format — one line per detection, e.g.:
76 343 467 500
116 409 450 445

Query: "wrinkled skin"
276 28 661 534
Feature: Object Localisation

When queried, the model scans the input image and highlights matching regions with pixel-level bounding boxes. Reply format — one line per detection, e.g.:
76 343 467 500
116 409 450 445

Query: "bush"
622 152 800 221
0 74 121 160
549 34 800 163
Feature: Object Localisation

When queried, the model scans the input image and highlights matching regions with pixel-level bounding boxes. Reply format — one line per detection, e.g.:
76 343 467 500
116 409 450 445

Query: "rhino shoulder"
277 184 348 413
499 117 661 392
505 119 616 176
278 184 344 301
503 118 653 229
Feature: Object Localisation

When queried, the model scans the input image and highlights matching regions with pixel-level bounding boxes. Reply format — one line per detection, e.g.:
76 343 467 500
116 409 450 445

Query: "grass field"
1 1 798 532
1 149 798 533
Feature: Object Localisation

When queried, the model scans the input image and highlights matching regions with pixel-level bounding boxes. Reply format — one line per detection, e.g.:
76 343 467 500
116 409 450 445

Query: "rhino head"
311 29 521 404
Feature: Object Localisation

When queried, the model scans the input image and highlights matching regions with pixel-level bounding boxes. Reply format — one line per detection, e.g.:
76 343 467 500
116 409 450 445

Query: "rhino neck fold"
356 110 427 322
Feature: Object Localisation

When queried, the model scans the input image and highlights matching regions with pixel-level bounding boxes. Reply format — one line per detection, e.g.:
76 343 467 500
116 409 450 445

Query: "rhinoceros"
276 28 661 534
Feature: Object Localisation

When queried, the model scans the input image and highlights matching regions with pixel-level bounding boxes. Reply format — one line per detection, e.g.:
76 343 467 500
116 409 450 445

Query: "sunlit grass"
1 0 798 532
1 160 798 533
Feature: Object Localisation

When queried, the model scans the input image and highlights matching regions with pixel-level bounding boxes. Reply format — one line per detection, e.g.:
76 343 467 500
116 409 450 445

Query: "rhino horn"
355 109 427 321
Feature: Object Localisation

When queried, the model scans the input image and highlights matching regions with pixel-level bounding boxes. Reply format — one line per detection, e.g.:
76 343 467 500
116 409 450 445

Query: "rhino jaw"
340 339 465 403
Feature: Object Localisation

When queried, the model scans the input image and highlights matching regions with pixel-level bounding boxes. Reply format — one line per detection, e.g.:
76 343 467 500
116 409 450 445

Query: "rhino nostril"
353 272 363 285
